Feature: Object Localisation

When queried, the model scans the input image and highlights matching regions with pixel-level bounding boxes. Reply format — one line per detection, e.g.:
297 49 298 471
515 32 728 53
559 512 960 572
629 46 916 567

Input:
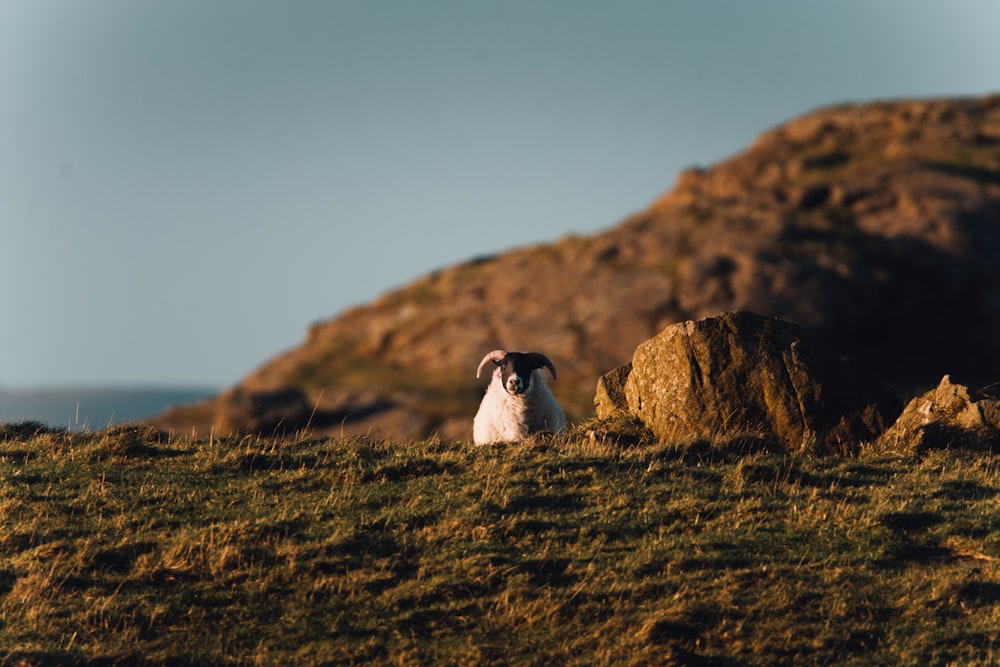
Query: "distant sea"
0 387 218 431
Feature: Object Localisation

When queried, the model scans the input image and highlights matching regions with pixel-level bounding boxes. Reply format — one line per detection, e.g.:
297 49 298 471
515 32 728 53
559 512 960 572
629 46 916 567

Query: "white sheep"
472 349 567 444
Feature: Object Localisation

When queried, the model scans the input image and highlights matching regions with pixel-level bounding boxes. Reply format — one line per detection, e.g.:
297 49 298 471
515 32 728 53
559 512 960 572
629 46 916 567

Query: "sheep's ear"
528 353 557 380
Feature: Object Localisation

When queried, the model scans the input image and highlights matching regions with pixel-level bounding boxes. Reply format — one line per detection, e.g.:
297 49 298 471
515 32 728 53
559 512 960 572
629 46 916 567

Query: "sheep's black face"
498 353 539 396
480 350 556 396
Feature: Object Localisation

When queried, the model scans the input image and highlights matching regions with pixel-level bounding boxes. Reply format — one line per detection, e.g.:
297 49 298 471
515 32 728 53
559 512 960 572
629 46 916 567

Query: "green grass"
2 422 1000 665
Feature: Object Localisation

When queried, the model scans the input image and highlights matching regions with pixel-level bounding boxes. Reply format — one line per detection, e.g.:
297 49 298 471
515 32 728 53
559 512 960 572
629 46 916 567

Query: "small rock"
594 362 632 419
877 375 1000 451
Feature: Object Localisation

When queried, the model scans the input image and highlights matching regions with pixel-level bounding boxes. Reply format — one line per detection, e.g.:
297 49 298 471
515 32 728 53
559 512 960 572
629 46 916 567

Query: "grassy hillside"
2 422 1000 665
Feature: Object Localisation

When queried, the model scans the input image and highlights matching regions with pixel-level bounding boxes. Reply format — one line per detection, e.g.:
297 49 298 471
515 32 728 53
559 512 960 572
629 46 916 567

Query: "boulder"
877 375 1000 451
594 362 632 419
601 311 900 452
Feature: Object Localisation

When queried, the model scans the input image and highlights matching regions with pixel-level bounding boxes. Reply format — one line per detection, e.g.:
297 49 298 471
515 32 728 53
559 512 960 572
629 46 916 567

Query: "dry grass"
1 421 1000 665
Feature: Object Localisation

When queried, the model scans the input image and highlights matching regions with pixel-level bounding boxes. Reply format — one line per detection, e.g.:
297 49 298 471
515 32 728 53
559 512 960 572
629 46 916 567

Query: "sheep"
472 349 567 444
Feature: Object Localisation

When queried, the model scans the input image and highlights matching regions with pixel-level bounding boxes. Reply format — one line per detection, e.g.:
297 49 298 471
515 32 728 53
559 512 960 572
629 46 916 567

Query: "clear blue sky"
3 1 999 388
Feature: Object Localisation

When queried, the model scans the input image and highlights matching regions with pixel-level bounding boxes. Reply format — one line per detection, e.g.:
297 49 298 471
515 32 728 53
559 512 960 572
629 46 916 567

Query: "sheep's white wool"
473 366 566 444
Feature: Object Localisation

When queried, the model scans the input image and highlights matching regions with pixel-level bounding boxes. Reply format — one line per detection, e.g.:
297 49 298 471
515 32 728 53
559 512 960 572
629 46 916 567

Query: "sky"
3 1 1000 389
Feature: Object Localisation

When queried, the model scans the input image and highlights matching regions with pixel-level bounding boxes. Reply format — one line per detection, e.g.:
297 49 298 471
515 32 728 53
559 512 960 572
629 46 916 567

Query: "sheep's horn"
476 349 508 378
528 352 557 380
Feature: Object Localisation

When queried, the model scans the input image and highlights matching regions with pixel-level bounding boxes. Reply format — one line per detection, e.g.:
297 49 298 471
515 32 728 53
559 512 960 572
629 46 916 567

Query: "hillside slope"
154 95 1000 439
4 425 1000 664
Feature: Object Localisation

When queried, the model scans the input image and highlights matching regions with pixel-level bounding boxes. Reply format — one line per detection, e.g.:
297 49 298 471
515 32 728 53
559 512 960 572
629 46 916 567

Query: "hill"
154 95 1000 439
2 424 999 664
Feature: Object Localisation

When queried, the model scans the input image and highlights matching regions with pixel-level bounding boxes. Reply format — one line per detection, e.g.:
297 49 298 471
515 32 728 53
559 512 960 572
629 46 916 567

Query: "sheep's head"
476 349 557 396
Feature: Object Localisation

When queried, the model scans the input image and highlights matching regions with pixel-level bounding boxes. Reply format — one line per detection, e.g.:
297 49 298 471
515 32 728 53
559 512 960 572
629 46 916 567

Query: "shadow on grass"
676 541 755 572
933 479 1000 501
362 458 461 483
956 581 1000 606
879 511 945 533
0 651 92 667
914 423 1000 454
503 491 586 515
0 420 64 440
875 510 955 567
84 541 160 575
85 425 188 461
645 607 754 666
673 435 777 464
520 557 577 586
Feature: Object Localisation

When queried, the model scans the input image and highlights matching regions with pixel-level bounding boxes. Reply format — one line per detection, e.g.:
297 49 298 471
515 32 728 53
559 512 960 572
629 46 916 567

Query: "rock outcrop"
595 311 900 453
878 375 1000 452
152 95 1000 439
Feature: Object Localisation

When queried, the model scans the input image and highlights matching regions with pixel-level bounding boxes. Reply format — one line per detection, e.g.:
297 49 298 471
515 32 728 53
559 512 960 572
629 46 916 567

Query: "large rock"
878 375 1000 451
601 311 900 453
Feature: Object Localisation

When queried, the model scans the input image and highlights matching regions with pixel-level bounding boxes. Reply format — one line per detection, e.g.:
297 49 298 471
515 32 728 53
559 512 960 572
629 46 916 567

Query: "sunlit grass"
1 421 999 665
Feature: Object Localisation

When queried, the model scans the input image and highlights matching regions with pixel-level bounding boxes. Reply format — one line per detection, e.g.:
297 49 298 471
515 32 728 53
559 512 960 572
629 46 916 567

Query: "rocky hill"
153 95 1000 440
